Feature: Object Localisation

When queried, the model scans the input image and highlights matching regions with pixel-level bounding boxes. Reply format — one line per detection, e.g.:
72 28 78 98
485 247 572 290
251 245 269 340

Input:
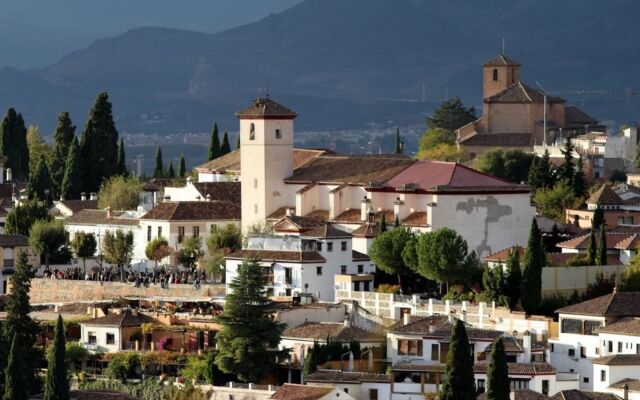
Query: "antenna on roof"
266 80 270 99
502 37 505 55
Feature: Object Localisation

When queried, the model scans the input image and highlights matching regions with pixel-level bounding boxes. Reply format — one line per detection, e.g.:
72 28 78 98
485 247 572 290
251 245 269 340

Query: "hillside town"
1 16 640 400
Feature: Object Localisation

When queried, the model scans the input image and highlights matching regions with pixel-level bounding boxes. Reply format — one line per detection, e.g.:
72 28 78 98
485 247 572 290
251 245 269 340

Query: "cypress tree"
378 211 387 233
79 92 119 192
505 246 522 310
573 157 588 198
178 155 186 178
44 314 69 400
208 123 221 161
486 338 509 400
153 145 164 178
116 137 127 176
0 108 29 182
597 224 607 266
395 127 402 154
61 137 82 200
3 334 27 400
592 207 604 231
26 155 53 204
49 112 76 191
528 150 554 190
521 218 544 314
439 319 475 400
167 161 175 179
559 138 575 183
220 132 231 155
587 228 597 265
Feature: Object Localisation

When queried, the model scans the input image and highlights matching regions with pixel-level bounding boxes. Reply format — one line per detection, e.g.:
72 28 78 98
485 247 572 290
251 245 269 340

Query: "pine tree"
486 338 509 400
220 132 231 155
573 157 588 198
215 259 286 382
167 161 175 179
505 246 522 309
528 149 554 190
439 319 475 400
49 112 76 191
592 207 604 231
597 223 607 266
116 137 127 176
26 155 53 204
3 334 27 400
378 211 387 233
79 92 119 192
208 123 221 161
44 314 69 400
153 145 164 178
395 127 402 154
559 138 575 183
587 228 597 265
178 155 186 178
0 108 29 182
521 218 544 314
61 137 82 200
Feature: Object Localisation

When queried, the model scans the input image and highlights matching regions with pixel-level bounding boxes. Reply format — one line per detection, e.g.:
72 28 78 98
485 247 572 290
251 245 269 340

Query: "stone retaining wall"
29 279 225 304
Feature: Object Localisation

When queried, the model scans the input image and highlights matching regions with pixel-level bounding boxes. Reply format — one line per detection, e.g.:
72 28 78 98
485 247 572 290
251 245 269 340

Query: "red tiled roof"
82 310 156 327
551 390 620 400
300 223 352 239
271 384 332 400
402 211 427 226
591 354 640 366
65 210 139 226
351 223 378 238
557 232 632 250
195 148 326 174
352 250 370 261
282 322 384 342
235 98 297 119
307 369 390 383
140 201 240 221
614 234 640 250
587 185 624 206
556 290 640 317
597 317 640 336
0 234 29 247
226 249 326 263
484 54 521 67
484 81 565 104
55 199 98 214
334 209 362 223
272 215 324 233
474 362 556 375
192 182 241 205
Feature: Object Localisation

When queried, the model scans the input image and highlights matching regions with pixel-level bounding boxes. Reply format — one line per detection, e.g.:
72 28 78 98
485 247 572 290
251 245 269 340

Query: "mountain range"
1 0 639 135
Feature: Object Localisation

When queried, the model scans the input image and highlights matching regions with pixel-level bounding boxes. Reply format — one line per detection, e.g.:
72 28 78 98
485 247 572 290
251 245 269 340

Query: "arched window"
249 123 255 140
492 68 498 81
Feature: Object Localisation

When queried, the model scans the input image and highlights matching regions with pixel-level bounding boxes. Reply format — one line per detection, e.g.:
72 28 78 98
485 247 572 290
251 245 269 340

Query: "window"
147 226 152 241
341 266 347 274
596 347 600 355
193 226 200 237
601 370 606 382
88 332 97 345
106 333 115 345
341 241 347 251
397 339 423 356
358 265 364 274
618 342 623 353
157 226 162 238
369 389 378 400
344 389 348 394
431 343 439 361
608 341 613 352
561 318 582 334
316 266 322 276
316 242 323 252
550 344 554 352
580 346 586 358
542 380 549 396
477 379 486 394
568 349 575 358
637 344 640 354
178 226 185 243
584 377 590 383
249 123 255 140
327 242 333 252
492 68 498 81
510 379 529 390
275 129 282 139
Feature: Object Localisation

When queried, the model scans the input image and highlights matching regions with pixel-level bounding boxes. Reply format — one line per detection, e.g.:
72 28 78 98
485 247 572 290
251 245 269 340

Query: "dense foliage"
97 175 142 211
439 320 475 400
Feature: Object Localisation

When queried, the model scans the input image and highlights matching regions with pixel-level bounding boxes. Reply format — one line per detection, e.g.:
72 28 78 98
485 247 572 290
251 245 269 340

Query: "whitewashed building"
79 310 156 353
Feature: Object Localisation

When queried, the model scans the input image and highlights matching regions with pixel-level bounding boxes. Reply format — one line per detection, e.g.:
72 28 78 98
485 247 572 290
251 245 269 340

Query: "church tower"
237 97 297 232
483 54 521 99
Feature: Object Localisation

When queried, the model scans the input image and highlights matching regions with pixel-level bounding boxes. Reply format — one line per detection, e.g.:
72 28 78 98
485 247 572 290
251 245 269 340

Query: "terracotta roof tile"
82 310 156 327
587 185 624 206
55 199 98 214
483 54 521 67
140 201 240 221
402 212 427 226
614 234 640 250
235 98 297 119
556 290 640 317
300 223 352 239
267 206 294 220
485 81 565 104
473 362 555 375
226 249 326 263
192 182 241 205
564 106 599 128
557 232 632 250
597 317 640 336
65 210 139 226
591 354 640 366
195 148 326 174
307 369 390 383
351 223 378 238
484 336 546 355
0 234 29 247
282 322 384 342
271 384 333 400
305 209 329 221
352 250 370 261
551 390 621 400
334 209 362 223
273 215 324 233
459 132 535 147
478 389 549 400
609 378 640 391
391 316 503 341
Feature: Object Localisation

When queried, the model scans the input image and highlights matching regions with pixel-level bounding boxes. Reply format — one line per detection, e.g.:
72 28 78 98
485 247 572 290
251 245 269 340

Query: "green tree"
592 207 604 231
610 169 628 184
5 200 51 235
3 334 27 400
558 138 575 183
145 237 171 272
476 149 535 184
521 218 545 314
439 319 475 400
369 227 415 293
44 315 69 400
178 155 186 178
215 259 287 382
404 228 479 293
204 351 218 384
220 132 231 155
102 230 135 282
27 155 54 203
176 236 202 270
378 211 387 233
49 112 76 191
597 223 607 266
505 246 522 309
482 266 508 306
418 128 455 151
153 145 164 178
528 149 554 191
205 224 242 279
29 220 68 271
167 161 175 179
0 108 29 182
417 143 468 162
621 263 640 291
26 125 52 178
97 175 142 211
427 97 476 132
208 123 221 161
587 228 597 265
60 137 83 200
70 232 97 273
116 137 127 176
394 127 402 154
303 341 320 378
486 338 509 400
79 92 120 192
533 180 578 221
573 157 588 198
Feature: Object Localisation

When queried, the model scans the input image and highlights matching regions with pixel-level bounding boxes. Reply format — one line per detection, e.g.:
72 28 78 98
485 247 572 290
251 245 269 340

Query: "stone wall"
29 279 225 304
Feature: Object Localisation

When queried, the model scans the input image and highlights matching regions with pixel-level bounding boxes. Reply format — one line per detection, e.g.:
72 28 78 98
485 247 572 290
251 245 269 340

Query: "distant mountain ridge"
0 0 639 134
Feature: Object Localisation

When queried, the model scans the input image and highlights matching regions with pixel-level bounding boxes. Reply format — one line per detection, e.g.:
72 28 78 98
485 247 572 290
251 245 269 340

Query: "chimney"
80 192 87 201
5 168 11 183
59 195 64 202
510 391 515 400
522 331 532 363
206 193 212 202
285 208 292 217
343 318 351 328
403 312 411 326
394 197 403 219
90 192 97 201
360 196 370 222
106 207 112 219
624 383 629 400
